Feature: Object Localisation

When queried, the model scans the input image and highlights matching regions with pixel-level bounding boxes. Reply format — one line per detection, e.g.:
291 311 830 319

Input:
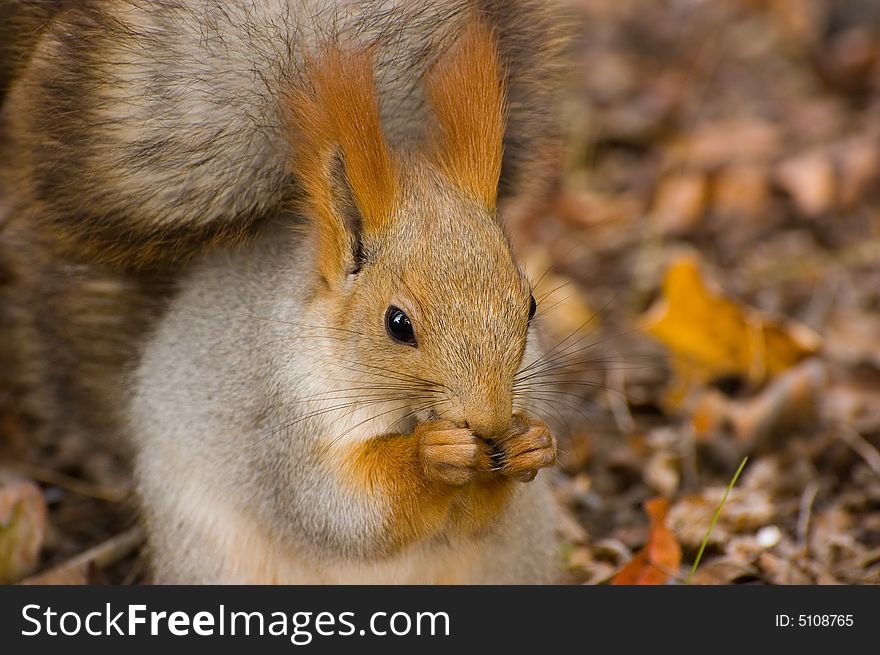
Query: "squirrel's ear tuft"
426 17 506 212
285 46 398 280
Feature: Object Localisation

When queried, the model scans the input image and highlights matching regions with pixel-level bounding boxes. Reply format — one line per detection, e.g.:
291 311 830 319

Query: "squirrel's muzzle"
451 388 514 440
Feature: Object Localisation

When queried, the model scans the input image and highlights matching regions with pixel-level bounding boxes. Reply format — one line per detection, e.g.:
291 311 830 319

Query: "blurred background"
510 0 880 584
1 0 879 584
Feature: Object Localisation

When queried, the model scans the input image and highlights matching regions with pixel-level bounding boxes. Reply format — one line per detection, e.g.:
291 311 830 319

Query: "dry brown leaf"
21 562 91 585
582 562 617 586
824 309 880 369
20 527 144 586
728 358 826 444
822 27 880 95
824 381 880 435
758 552 813 584
836 138 880 209
668 488 776 549
550 188 644 251
668 494 730 550
712 163 772 222
775 150 836 217
688 556 758 584
554 188 642 230
650 172 708 235
557 506 590 545
768 0 825 47
688 360 824 453
666 120 781 169
643 451 680 496
566 546 594 574
706 488 776 531
690 390 730 441
809 506 857 567
0 480 47 583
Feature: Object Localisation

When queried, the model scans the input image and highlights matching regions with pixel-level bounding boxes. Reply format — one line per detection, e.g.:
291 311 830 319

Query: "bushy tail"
4 0 570 272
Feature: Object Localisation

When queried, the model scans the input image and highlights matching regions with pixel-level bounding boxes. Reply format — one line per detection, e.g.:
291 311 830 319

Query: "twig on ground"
1 462 130 503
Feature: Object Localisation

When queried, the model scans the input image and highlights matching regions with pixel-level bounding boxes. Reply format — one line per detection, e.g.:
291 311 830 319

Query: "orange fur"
348 431 457 550
344 428 513 551
450 474 513 535
426 17 506 211
285 46 399 280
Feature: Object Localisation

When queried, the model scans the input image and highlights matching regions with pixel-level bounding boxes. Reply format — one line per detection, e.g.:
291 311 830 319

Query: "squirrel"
0 1 569 583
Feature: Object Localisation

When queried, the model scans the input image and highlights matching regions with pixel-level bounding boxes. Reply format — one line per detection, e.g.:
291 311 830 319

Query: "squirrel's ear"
426 17 506 212
285 46 398 281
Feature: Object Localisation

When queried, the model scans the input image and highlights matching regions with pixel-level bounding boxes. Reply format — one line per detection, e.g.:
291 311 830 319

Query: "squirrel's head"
286 19 537 439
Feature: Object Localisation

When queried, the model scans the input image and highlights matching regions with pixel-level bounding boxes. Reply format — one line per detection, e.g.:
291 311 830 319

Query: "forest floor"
2 0 879 584
515 0 880 584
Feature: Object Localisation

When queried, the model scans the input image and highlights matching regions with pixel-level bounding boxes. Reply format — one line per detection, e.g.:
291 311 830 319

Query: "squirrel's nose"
441 386 513 439
462 404 513 440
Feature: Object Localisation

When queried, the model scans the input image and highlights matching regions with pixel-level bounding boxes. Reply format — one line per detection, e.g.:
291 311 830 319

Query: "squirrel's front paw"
492 413 557 483
416 420 487 486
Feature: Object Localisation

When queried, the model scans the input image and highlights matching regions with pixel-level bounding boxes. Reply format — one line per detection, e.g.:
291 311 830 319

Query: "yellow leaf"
0 480 47 583
641 254 820 398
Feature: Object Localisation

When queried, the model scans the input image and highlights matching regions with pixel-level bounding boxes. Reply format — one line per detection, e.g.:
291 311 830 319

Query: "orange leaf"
611 497 682 585
640 253 820 408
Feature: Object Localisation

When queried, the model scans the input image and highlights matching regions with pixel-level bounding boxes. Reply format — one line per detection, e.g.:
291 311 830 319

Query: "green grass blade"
686 456 749 584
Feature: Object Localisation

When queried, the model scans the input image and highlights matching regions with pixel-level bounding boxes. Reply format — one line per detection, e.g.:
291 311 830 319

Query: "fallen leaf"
668 488 776 549
582 562 618 586
712 163 772 222
650 171 708 235
20 527 144 586
566 546 594 574
21 562 91 585
557 506 590 545
809 506 858 567
551 188 644 250
690 359 827 446
824 309 880 369
768 0 825 47
836 137 880 209
824 380 880 434
775 150 836 217
666 119 781 169
0 480 47 583
688 556 758 584
690 390 731 441
728 358 826 444
758 552 813 584
643 451 680 496
553 188 642 230
611 497 682 584
640 254 821 405
592 538 633 567
821 27 880 96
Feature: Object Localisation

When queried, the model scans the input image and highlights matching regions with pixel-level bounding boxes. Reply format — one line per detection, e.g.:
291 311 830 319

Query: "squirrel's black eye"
385 306 416 346
528 294 537 320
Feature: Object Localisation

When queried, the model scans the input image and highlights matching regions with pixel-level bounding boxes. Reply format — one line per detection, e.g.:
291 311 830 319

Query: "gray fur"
4 0 566 268
1 0 568 583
